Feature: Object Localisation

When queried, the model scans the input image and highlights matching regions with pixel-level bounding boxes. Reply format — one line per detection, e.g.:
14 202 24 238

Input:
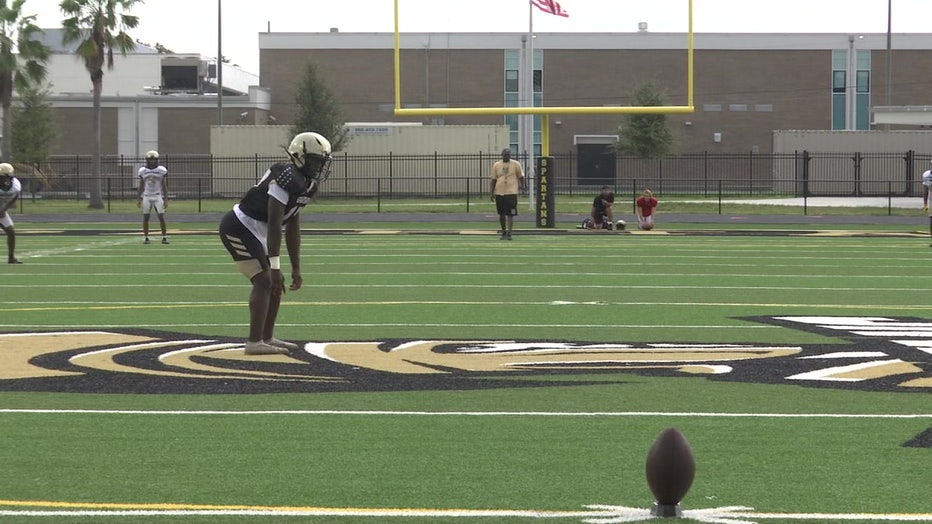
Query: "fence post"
106 177 111 213
198 177 202 213
377 178 381 213
631 178 637 214
74 154 81 201
658 157 663 195
906 150 915 197
718 179 722 215
343 152 348 198
887 180 892 216
465 174 470 213
853 152 862 196
802 150 810 216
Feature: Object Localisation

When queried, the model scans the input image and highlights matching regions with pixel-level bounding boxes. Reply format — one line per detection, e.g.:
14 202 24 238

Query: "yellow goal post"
392 0 695 120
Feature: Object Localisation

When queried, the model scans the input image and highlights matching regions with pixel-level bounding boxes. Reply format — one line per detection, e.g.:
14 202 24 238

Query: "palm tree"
0 0 50 163
60 0 140 209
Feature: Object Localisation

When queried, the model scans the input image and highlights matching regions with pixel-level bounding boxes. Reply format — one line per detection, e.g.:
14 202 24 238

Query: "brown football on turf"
645 427 695 505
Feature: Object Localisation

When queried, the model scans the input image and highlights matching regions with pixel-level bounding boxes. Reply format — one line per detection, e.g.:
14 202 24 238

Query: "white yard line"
1 409 928 418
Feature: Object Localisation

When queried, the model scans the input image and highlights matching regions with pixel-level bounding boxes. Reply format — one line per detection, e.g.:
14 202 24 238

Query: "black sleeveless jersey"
238 163 318 224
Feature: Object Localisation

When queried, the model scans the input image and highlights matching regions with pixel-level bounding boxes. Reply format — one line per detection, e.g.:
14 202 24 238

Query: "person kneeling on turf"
636 188 658 230
589 185 615 230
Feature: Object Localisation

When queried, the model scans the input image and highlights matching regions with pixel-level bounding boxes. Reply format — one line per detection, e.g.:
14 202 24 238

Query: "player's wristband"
268 256 281 270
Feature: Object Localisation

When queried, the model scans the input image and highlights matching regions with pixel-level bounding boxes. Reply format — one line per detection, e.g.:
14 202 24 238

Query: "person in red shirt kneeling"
636 188 658 230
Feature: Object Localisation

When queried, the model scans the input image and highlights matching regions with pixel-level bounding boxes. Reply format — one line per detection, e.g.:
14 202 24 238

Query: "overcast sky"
28 0 932 74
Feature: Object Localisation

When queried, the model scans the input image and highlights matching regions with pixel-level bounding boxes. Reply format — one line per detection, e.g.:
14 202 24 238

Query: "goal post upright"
392 0 695 225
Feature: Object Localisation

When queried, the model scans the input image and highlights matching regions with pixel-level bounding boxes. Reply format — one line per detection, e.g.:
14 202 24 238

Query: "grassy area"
8 194 928 218
0 226 929 523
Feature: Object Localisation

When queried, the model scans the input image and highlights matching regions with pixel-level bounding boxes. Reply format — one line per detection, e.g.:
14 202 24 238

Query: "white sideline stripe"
1 409 928 418
16 262 929 269
1 508 931 521
7 272 927 280
20 252 922 267
0 323 778 329
18 253 932 263
3 300 931 310
2 284 928 292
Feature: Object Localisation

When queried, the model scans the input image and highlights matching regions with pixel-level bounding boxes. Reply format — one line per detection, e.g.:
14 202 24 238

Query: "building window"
832 70 846 93
505 70 518 93
856 70 870 93
504 49 543 154
728 104 748 112
754 104 773 112
703 104 722 111
832 94 846 130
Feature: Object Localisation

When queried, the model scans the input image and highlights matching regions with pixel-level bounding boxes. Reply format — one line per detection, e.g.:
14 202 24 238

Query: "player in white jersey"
0 163 22 263
922 160 932 245
136 150 169 244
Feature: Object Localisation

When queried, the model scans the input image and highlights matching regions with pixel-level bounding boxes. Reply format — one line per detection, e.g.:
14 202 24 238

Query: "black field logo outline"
0 316 928 394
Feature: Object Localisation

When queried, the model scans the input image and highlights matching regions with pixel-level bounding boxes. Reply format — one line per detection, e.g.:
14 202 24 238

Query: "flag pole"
526 0 536 207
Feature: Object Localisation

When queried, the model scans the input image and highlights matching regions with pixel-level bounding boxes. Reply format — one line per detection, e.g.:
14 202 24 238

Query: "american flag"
531 0 569 17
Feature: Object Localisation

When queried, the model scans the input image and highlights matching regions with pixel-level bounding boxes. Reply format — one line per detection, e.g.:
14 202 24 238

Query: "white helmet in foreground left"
287 131 333 181
0 163 13 175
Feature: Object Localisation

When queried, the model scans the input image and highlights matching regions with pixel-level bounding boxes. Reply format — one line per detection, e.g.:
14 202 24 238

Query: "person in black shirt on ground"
589 185 615 230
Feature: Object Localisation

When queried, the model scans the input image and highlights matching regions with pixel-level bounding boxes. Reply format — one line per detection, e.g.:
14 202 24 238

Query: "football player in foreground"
219 132 332 355
0 163 22 264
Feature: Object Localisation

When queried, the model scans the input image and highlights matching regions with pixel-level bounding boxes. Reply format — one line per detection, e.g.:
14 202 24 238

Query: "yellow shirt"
491 160 524 195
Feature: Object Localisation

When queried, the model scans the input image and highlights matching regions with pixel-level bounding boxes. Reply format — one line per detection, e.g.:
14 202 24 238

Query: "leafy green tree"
291 60 347 152
11 84 56 163
11 85 58 189
60 0 140 209
0 0 51 162
615 81 675 159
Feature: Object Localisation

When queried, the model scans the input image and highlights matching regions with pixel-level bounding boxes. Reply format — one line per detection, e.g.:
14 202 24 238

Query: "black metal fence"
14 150 930 203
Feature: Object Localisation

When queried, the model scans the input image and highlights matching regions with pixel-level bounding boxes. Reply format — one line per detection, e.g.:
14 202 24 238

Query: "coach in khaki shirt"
489 148 525 240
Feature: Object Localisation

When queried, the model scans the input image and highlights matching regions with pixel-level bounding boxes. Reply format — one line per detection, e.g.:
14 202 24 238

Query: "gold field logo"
0 316 928 394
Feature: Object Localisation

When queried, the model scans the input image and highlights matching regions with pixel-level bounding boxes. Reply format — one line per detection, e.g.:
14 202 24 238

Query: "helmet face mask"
287 132 333 182
304 155 332 183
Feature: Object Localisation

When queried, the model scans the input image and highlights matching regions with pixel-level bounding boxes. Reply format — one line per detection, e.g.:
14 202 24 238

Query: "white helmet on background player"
0 163 13 191
287 132 333 182
145 150 160 168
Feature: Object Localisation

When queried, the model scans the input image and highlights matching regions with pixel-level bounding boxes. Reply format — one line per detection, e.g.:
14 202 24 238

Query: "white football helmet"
0 163 12 191
287 131 333 181
145 150 159 159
